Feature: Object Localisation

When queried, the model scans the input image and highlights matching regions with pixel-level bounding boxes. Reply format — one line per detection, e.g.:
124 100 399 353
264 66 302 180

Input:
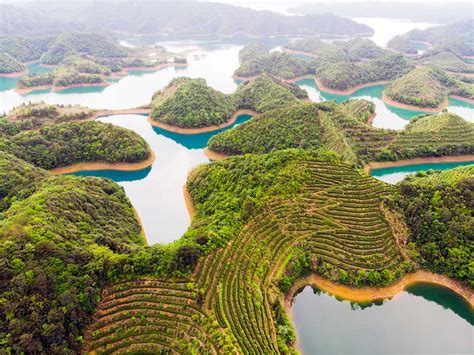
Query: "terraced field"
85 155 403 353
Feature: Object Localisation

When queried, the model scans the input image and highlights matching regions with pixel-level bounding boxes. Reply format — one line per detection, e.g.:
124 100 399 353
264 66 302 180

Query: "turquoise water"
71 113 253 244
292 284 473 355
371 161 474 184
0 63 52 93
296 79 474 129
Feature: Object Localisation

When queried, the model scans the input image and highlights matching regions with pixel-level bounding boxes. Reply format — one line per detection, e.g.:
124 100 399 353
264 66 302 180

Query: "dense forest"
387 20 474 57
417 51 474 74
208 101 474 165
385 66 474 108
318 54 412 90
0 53 25 74
150 75 310 128
0 2 373 37
235 42 315 79
151 78 237 128
396 166 474 285
285 37 387 62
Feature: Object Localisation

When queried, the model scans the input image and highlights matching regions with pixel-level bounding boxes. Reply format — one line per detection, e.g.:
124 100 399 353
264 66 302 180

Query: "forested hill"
0 2 373 37
208 101 474 165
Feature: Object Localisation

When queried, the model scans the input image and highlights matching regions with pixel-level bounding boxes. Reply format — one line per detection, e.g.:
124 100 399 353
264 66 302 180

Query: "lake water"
291 284 473 354
71 113 253 245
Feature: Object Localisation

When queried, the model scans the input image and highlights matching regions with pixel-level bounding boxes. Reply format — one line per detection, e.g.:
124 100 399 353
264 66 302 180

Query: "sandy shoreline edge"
284 271 474 309
49 149 156 175
147 109 256 134
382 91 449 113
315 78 390 95
364 154 474 173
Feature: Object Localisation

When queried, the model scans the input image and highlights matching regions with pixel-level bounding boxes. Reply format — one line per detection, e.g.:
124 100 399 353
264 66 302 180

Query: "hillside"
0 34 54 62
86 149 407 353
234 42 315 80
387 20 474 57
285 37 387 62
0 52 25 74
0 117 151 170
150 78 237 129
0 150 145 353
417 51 474 74
318 54 412 91
396 166 474 285
385 66 474 109
0 3 373 37
208 101 474 164
233 74 308 113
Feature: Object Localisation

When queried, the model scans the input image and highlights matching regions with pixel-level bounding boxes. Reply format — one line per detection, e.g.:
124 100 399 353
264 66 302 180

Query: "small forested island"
234 42 315 80
387 20 474 58
1 31 187 90
149 75 308 131
208 100 474 165
284 37 388 62
0 52 26 75
0 104 152 170
384 66 474 110
150 78 237 129
317 54 412 92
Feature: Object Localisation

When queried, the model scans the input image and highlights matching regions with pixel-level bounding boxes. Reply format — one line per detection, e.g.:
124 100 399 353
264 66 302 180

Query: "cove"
371 160 474 184
70 113 253 244
296 79 474 130
291 284 473 355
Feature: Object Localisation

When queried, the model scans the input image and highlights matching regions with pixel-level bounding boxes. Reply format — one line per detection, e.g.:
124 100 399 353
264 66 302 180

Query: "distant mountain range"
0 1 373 37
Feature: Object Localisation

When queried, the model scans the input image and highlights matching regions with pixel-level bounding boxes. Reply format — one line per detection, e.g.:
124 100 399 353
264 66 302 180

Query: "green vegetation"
150 75 309 128
235 42 315 79
151 78 237 128
209 101 474 164
285 37 387 61
7 102 95 130
40 32 127 65
0 53 25 74
388 20 474 57
396 166 474 285
0 35 53 62
418 51 474 74
233 74 308 113
0 120 150 170
318 54 412 90
385 66 474 108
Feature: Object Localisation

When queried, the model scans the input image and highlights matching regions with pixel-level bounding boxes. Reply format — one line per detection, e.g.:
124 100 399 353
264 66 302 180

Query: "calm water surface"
292 284 473 355
71 113 253 244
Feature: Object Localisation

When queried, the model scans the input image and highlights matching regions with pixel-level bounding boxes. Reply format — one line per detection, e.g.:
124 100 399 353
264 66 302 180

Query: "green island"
284 37 387 62
317 54 412 92
0 52 26 75
417 51 474 74
150 78 237 129
150 75 307 130
234 42 315 80
387 20 474 58
208 101 474 165
1 31 187 89
384 66 474 110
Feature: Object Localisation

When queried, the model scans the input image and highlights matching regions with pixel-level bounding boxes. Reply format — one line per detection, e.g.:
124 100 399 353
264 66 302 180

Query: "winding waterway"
2 22 473 354
292 284 473 354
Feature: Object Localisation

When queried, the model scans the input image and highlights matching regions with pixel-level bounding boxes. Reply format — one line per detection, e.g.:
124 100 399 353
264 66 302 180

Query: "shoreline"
366 112 377 125
203 148 231 161
232 74 260 82
182 185 195 221
285 74 316 84
382 91 448 113
364 154 474 173
123 62 188 72
15 81 109 94
0 69 28 78
284 271 473 316
49 149 156 175
315 78 390 95
147 109 256 134
449 94 474 105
